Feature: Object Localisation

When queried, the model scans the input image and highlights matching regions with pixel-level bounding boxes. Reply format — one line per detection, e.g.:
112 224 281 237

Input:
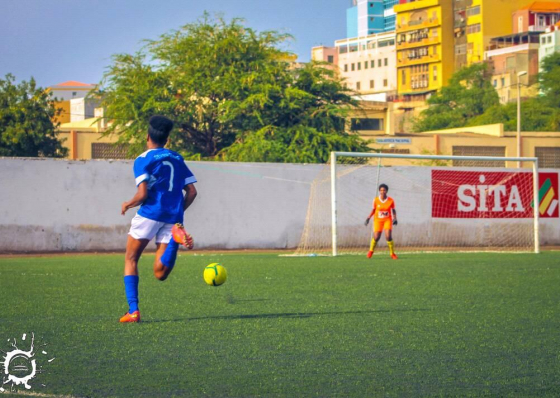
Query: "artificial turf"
0 252 559 397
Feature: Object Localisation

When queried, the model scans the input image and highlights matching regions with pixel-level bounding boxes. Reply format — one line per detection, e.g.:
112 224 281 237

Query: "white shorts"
129 214 173 244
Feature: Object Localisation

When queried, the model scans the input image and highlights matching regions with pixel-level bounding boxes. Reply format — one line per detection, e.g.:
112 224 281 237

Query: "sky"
0 0 348 88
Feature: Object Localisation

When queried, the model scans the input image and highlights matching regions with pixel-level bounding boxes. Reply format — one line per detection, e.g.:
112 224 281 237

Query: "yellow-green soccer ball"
203 263 227 286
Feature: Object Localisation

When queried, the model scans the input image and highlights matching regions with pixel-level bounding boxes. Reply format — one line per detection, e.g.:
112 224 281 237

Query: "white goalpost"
295 151 540 256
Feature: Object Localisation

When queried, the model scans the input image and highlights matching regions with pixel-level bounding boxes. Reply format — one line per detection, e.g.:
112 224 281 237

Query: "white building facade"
336 32 397 101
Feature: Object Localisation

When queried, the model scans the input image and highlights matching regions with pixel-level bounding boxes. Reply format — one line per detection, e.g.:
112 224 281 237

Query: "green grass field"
1 252 560 397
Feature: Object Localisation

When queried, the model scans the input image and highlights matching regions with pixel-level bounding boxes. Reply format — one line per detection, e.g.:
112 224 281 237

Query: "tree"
468 98 560 132
0 74 67 157
413 63 500 132
96 14 369 162
539 52 560 108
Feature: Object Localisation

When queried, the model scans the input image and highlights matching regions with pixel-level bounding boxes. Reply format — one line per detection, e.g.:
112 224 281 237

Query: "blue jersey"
133 148 196 224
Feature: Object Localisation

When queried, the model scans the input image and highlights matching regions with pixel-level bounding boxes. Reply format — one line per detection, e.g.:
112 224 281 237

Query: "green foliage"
539 51 560 108
413 63 499 132
469 98 560 132
97 14 368 162
220 63 370 162
0 74 67 157
413 56 560 133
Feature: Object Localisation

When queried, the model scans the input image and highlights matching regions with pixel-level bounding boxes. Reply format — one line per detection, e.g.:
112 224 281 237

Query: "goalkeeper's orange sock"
387 241 395 255
369 239 377 252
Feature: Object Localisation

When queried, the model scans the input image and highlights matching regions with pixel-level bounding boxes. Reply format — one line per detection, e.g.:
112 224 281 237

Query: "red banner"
431 170 559 219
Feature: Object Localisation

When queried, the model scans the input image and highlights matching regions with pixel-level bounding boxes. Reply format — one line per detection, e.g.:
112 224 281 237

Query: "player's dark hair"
148 115 174 145
379 183 389 192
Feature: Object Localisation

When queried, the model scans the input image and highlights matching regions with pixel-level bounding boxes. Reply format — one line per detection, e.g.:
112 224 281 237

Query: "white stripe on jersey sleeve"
137 149 155 158
136 173 150 186
184 176 197 186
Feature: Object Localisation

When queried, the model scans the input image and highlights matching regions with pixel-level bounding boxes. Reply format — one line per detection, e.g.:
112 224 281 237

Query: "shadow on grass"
141 308 430 324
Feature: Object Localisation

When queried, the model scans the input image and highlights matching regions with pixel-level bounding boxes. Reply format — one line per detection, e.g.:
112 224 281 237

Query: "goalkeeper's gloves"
392 219 398 226
364 218 370 226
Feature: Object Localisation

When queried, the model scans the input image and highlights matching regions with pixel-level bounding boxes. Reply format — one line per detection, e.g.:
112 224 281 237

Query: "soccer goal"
294 152 540 256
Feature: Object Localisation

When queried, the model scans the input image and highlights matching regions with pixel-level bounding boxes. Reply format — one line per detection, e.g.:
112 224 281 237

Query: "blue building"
346 0 398 38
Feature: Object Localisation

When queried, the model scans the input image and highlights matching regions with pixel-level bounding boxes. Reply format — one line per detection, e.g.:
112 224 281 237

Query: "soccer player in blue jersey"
119 115 197 323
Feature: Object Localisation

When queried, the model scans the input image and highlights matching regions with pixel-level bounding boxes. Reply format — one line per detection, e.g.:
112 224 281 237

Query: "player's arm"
121 182 148 215
364 208 376 226
183 183 197 212
392 208 398 225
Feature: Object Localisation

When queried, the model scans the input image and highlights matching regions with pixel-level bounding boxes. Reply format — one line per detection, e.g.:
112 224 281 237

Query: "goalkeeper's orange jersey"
372 196 395 221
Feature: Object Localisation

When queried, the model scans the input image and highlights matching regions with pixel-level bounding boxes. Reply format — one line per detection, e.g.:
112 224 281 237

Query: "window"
452 146 506 167
365 60 368 69
72 92 77 97
535 147 560 168
369 2 373 6
433 45 438 55
344 64 348 72
371 60 375 68
383 79 388 87
370 17 374 22
378 59 382 67
370 80 375 89
433 65 437 81
466 5 480 16
548 36 552 43
501 77 505 87
493 79 497 87
466 23 481 34
384 58 388 66
352 63 355 71
350 118 384 131
358 62 361 70
402 69 406 85
455 44 467 55
357 81 361 90
327 55 334 63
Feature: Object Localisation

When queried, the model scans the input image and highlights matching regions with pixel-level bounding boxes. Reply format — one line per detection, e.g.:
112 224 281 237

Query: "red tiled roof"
520 1 560 12
54 81 95 87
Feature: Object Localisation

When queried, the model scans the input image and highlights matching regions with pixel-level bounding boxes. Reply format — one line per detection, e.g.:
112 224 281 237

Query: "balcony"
397 36 440 49
397 18 440 33
397 53 440 67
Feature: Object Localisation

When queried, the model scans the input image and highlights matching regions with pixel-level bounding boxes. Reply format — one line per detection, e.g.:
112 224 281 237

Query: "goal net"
295 152 540 256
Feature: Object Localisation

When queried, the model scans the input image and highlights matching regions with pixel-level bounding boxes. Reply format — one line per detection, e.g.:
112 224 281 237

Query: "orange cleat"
120 311 141 323
390 253 398 260
172 223 194 249
367 251 373 258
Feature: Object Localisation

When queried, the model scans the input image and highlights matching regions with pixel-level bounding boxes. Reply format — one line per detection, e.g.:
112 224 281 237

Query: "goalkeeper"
364 183 398 260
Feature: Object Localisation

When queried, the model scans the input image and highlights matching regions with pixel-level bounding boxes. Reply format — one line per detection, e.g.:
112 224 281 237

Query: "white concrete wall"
1 158 558 253
0 158 323 252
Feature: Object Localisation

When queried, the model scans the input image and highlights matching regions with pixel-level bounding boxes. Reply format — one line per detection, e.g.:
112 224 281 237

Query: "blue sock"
161 239 179 270
124 275 139 313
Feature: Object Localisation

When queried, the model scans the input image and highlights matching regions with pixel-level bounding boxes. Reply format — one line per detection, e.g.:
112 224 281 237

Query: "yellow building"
53 100 71 125
455 0 537 68
355 121 560 168
394 0 455 99
57 117 129 160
